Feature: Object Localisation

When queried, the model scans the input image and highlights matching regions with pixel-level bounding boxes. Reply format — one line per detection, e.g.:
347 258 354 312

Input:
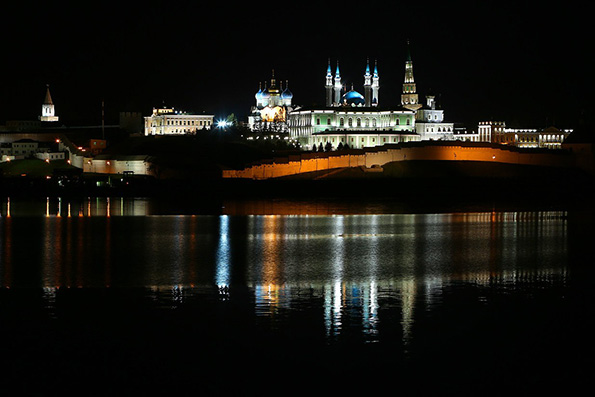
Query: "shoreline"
1 171 594 215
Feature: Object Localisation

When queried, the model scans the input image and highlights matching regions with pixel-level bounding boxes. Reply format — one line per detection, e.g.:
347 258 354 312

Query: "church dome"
281 87 293 99
342 90 365 105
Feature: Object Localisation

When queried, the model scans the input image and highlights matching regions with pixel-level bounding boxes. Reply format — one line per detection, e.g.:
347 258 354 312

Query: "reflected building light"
6 197 10 217
324 284 333 337
362 281 379 340
215 215 231 289
326 281 343 338
42 286 58 319
171 285 184 306
400 278 417 348
46 197 50 217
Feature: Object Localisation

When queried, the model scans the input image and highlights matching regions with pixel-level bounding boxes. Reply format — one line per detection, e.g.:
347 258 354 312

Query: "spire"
44 84 53 105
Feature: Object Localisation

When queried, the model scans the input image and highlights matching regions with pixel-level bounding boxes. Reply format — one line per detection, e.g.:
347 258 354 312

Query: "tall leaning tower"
401 41 422 111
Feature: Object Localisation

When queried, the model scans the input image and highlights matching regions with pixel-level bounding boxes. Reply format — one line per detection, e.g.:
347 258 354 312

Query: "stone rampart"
222 142 576 180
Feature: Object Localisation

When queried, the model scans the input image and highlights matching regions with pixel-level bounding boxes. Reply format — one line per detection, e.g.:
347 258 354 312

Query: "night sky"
1 1 592 130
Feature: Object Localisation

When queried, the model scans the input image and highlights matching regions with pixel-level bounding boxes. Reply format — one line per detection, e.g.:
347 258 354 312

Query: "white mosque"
287 44 454 150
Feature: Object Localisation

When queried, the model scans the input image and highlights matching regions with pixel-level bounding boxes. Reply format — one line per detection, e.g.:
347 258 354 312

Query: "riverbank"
1 160 594 214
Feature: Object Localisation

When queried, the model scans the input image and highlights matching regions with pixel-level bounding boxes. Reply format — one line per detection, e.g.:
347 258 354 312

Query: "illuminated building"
477 121 571 148
39 85 59 122
248 71 295 133
144 107 214 136
288 58 419 150
287 43 463 150
401 43 422 112
415 94 454 140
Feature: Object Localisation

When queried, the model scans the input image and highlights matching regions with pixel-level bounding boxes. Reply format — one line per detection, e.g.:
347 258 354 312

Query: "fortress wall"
221 144 575 179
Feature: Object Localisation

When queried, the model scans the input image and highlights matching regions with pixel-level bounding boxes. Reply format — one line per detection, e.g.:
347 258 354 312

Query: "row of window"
313 117 412 127
148 119 212 127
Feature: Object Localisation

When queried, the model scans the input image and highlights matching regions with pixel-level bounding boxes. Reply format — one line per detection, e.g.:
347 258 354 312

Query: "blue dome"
342 90 365 105
281 88 293 99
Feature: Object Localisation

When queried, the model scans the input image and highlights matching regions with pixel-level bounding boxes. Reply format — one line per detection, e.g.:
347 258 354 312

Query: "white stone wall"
83 158 153 176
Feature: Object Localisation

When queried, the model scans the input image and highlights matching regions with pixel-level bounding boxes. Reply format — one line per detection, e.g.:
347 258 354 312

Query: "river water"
1 197 593 395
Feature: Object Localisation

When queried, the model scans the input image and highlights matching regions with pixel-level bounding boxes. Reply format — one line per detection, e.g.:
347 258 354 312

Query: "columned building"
144 107 213 135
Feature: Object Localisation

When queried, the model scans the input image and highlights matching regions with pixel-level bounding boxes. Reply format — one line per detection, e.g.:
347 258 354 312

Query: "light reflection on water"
0 197 571 345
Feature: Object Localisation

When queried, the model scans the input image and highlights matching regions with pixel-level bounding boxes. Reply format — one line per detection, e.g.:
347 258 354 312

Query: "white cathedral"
287 45 454 150
247 71 295 133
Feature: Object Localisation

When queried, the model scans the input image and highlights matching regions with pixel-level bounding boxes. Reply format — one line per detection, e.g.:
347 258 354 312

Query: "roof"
291 104 414 113
43 85 53 105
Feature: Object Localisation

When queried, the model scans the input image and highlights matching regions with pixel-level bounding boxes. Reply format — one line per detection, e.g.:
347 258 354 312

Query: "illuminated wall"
83 156 154 175
222 141 578 179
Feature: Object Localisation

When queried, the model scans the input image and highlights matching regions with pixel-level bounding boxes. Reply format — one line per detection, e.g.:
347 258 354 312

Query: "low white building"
144 107 214 136
415 95 454 140
288 107 419 150
83 154 155 176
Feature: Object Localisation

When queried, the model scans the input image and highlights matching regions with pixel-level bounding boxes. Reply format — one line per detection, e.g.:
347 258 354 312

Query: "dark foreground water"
1 197 594 395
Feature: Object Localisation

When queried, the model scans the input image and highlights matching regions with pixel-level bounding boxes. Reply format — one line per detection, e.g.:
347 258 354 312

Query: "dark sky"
1 1 592 130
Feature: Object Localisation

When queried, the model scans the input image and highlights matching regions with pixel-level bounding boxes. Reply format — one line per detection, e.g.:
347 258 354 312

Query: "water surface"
0 197 592 395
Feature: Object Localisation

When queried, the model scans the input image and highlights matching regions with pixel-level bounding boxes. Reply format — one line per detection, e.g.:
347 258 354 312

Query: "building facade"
144 107 214 136
415 95 454 140
476 121 571 148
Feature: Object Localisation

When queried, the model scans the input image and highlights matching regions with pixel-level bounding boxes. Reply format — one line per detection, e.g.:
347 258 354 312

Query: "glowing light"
217 120 229 128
